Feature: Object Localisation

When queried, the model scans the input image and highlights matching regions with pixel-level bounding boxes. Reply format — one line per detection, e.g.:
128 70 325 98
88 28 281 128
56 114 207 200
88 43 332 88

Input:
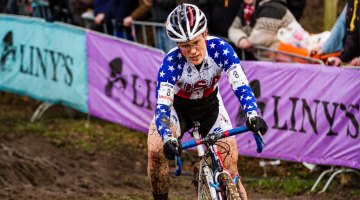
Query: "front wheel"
218 173 241 200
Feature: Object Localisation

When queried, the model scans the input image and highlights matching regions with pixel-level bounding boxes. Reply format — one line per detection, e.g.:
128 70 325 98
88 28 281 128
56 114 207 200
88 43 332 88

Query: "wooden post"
324 0 338 30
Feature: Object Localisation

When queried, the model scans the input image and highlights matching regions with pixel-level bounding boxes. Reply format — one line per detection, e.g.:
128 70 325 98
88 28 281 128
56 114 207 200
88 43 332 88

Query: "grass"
0 107 147 153
248 177 314 196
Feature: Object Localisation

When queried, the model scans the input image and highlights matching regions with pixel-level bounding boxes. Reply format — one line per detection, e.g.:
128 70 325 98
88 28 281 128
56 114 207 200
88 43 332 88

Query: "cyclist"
147 3 268 200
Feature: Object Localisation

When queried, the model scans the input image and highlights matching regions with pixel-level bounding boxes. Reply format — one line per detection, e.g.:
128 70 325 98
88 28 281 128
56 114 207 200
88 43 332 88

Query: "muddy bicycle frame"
175 123 264 199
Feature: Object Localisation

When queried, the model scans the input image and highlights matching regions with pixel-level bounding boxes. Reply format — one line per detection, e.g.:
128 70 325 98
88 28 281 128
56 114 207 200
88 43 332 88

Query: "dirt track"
0 131 198 200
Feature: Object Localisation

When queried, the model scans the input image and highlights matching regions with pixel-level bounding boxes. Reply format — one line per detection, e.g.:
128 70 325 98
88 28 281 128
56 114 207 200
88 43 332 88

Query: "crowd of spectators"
1 0 358 67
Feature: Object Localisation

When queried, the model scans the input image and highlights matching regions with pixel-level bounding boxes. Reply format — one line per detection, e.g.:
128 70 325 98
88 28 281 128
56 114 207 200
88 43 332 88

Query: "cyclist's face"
178 32 207 65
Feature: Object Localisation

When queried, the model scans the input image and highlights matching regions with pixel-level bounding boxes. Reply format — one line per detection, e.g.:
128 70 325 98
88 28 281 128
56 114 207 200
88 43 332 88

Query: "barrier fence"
1 15 359 175
129 20 326 64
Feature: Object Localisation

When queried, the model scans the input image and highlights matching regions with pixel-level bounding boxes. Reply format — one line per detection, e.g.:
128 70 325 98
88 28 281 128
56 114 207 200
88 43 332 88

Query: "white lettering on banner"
157 82 174 106
226 64 248 90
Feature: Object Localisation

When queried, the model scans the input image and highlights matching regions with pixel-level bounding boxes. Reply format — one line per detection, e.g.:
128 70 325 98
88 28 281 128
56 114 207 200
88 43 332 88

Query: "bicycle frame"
175 124 264 200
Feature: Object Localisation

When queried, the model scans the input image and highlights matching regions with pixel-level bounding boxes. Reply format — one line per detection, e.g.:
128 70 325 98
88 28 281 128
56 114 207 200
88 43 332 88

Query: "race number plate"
157 82 175 106
226 64 249 90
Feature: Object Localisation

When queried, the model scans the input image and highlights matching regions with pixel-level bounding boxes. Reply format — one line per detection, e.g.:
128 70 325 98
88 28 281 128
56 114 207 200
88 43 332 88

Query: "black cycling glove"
163 135 182 160
246 116 268 135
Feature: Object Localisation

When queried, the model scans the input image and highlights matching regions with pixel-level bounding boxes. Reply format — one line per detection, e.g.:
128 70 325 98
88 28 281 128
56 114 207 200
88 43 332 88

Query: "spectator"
191 0 241 38
122 0 152 44
228 0 296 50
225 0 256 60
48 0 73 23
286 0 306 20
328 0 360 67
0 0 6 13
109 0 138 40
91 0 113 34
319 4 347 55
122 0 151 28
143 0 177 52
6 0 18 14
69 0 94 27
32 0 52 21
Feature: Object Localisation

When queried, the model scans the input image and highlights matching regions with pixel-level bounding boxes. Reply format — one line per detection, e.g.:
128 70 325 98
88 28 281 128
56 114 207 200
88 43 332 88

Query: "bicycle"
174 122 265 200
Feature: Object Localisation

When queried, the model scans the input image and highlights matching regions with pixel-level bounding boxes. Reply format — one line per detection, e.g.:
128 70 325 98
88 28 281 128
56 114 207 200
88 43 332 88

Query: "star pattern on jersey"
207 37 240 71
154 38 258 138
235 86 257 114
155 104 172 137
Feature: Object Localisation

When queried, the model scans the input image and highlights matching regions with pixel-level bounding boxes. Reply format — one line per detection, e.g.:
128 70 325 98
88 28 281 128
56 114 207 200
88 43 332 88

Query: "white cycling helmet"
166 3 207 43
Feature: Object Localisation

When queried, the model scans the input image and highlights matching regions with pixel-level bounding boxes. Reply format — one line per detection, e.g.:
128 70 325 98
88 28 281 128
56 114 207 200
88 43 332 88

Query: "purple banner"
87 31 360 169
220 62 360 169
87 31 163 132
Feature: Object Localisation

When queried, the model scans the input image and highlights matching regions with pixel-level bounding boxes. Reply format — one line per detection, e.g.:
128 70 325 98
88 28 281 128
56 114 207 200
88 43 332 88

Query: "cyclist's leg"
209 94 248 200
220 137 248 200
147 121 170 199
147 107 182 200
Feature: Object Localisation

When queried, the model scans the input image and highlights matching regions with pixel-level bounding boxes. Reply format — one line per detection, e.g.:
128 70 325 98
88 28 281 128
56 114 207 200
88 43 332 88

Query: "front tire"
218 173 241 200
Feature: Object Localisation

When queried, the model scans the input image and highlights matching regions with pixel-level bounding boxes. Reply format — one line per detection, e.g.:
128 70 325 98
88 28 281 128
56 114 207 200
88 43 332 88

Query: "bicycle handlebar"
181 125 264 153
174 125 265 176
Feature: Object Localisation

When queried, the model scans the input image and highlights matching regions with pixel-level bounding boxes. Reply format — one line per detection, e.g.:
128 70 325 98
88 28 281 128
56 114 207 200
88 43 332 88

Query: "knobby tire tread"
218 173 241 200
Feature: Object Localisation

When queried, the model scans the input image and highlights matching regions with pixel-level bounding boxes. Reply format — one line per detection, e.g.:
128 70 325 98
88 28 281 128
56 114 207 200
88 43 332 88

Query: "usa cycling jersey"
155 36 258 138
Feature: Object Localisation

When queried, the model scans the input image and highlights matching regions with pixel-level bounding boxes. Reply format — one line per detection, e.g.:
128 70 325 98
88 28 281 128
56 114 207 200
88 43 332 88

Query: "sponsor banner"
0 15 88 112
87 31 164 132
221 61 360 169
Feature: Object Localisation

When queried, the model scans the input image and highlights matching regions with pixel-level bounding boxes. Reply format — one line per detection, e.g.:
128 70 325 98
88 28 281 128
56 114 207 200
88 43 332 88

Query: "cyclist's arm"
217 40 258 117
154 58 180 139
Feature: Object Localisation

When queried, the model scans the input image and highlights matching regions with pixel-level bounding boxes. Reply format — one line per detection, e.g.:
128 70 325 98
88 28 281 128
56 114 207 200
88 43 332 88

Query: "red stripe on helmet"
188 7 194 27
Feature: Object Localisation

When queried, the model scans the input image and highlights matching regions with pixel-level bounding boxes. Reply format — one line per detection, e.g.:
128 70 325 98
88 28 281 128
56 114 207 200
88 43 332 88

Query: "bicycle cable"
215 140 231 162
